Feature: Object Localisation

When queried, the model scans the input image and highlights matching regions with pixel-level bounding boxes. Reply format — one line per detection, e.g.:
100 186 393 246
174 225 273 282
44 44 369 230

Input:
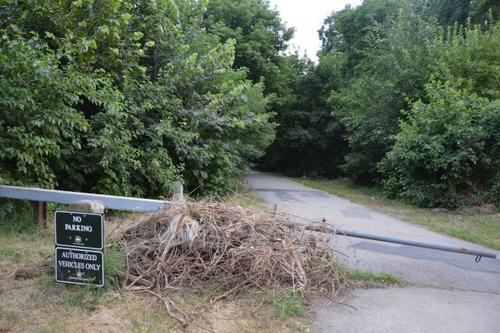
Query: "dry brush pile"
114 201 347 300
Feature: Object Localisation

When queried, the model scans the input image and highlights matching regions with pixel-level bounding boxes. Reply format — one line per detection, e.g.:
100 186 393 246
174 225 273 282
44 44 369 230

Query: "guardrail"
0 185 168 225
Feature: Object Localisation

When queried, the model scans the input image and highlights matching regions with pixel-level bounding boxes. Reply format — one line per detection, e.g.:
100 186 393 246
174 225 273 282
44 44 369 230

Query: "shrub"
380 80 499 207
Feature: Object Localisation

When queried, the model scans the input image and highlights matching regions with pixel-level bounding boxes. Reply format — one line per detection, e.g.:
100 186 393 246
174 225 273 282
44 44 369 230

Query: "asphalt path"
246 171 500 333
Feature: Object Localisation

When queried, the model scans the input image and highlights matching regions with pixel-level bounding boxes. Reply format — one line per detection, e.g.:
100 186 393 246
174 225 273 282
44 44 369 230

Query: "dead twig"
110 200 349 329
147 290 189 327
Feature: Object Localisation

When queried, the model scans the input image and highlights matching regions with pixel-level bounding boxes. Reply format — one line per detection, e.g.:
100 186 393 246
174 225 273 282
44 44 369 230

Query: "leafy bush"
380 21 500 207
380 81 499 207
312 0 500 206
0 33 89 188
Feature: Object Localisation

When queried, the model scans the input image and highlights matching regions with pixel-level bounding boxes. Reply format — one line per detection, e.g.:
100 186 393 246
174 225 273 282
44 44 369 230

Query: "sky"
268 0 363 60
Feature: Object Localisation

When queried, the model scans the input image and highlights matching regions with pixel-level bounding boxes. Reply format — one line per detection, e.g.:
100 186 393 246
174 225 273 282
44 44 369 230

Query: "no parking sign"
54 211 104 287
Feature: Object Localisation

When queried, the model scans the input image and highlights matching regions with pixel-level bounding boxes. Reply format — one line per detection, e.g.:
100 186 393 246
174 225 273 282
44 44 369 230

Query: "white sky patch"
269 0 363 60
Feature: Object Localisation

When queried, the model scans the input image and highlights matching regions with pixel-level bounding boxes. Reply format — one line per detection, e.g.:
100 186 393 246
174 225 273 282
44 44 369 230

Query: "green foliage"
420 0 499 26
267 0 500 209
328 5 441 184
380 22 500 207
1 0 498 209
305 0 499 208
0 0 274 198
319 0 401 77
421 0 472 26
104 244 126 287
205 0 293 92
205 0 337 178
260 53 346 177
380 81 498 207
0 32 89 188
0 199 37 234
347 270 402 284
430 22 500 101
272 290 305 319
331 76 400 184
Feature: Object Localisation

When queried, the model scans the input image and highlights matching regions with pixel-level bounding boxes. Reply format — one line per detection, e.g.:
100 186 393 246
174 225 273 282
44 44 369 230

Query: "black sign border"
54 211 104 250
55 246 105 288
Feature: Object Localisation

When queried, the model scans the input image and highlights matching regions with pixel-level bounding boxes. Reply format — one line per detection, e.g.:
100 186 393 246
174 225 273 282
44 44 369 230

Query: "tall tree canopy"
1 0 498 209
204 0 293 93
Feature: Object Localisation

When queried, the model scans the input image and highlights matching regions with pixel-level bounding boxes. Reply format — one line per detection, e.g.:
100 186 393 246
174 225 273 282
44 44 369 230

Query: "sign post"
54 211 104 287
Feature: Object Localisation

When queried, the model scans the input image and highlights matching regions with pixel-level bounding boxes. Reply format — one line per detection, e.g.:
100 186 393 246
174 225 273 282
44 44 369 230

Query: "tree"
205 0 347 177
0 0 274 197
204 0 293 93
319 0 401 79
325 4 439 184
418 0 499 26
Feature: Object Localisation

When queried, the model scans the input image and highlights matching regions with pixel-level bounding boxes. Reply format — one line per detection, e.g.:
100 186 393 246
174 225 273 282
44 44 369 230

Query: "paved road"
246 172 500 333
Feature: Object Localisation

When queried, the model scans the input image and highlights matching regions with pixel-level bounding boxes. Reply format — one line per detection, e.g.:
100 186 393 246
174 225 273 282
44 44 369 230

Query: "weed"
0 310 17 322
37 273 103 311
348 270 403 284
104 243 126 288
272 290 306 319
64 286 105 310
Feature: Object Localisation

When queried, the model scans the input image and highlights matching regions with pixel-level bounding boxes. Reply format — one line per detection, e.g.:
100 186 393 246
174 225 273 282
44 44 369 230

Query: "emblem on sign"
55 247 104 287
55 211 103 250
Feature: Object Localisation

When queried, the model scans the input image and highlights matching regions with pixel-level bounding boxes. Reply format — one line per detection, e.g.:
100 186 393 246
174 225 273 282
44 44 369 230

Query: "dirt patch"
0 270 311 332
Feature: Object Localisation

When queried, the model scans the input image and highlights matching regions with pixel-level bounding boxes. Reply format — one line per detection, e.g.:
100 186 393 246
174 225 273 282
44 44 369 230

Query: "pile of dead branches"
116 201 347 299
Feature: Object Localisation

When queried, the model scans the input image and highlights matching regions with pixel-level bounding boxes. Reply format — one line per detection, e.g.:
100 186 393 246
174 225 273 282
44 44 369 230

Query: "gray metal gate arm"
306 225 498 260
0 185 167 212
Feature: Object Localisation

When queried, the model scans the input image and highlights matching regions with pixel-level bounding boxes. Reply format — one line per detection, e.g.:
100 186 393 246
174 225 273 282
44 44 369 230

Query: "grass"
226 190 266 207
129 310 172 333
104 243 127 287
296 178 500 250
271 290 306 319
0 226 52 264
224 179 266 207
347 269 404 288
